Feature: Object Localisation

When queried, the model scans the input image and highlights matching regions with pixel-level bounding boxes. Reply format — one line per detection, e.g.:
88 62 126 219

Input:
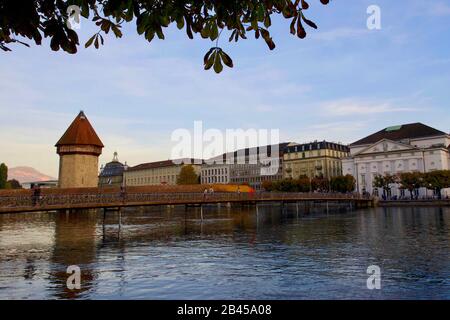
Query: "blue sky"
1 0 450 177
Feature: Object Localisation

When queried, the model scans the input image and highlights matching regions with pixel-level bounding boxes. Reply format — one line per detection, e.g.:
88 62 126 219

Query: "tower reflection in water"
50 210 99 299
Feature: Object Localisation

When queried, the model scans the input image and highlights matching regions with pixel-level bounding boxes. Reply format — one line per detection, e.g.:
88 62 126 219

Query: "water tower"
55 111 104 188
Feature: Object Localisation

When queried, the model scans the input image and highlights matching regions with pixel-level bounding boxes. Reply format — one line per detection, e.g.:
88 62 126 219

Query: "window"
361 174 366 186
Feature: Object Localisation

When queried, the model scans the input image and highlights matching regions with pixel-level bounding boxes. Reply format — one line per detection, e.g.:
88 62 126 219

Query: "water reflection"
49 211 98 299
0 204 449 299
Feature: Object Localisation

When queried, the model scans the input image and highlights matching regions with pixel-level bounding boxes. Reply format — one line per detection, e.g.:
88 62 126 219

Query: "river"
0 204 449 299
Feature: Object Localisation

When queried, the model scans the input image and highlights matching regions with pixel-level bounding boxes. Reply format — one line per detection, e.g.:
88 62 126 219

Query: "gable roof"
352 138 419 157
55 111 104 147
350 123 447 146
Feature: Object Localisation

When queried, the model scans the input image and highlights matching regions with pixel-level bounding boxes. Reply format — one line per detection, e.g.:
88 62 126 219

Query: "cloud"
319 99 420 116
286 120 370 145
427 2 450 16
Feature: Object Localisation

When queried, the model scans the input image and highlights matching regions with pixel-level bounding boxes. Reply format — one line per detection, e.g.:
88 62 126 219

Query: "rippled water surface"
0 204 449 299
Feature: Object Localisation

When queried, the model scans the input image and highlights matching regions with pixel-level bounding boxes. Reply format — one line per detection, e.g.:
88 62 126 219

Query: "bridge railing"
0 191 370 210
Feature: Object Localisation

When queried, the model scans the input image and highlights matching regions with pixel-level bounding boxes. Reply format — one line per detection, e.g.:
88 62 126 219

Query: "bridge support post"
326 201 329 215
296 202 299 218
200 205 204 221
118 207 122 230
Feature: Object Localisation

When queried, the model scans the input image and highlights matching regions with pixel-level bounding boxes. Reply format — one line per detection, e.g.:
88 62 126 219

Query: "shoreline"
379 200 450 207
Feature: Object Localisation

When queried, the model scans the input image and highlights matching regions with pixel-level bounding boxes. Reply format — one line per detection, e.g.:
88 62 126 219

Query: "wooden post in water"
200 205 204 221
256 203 259 230
296 202 299 218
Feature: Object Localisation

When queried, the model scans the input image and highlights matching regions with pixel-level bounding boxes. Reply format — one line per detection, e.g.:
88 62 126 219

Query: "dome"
99 152 125 178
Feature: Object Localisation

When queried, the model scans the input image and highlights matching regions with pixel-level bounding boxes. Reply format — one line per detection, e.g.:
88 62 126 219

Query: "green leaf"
85 34 96 48
50 35 59 51
200 25 210 38
210 23 218 41
94 34 99 48
204 53 215 70
145 30 155 42
213 52 223 73
81 3 89 19
228 30 236 42
290 16 297 35
111 25 123 38
297 16 306 38
301 15 318 29
176 17 185 29
264 15 271 28
156 28 165 40
203 47 215 65
220 51 233 68
101 20 111 33
257 4 265 21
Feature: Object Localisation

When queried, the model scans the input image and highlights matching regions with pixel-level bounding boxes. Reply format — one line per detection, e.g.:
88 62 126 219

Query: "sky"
1 0 450 177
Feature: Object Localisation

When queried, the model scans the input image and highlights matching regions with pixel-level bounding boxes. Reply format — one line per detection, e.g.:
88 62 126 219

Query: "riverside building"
283 141 349 180
124 159 202 186
201 143 292 190
342 123 450 197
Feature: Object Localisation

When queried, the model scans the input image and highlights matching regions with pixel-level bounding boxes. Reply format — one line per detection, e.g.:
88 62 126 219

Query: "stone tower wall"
58 154 99 188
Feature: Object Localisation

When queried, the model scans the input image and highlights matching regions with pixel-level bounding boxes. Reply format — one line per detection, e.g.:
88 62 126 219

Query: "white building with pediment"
342 123 450 198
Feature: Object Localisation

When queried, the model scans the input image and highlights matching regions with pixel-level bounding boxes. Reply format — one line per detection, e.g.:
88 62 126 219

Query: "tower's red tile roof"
55 111 104 147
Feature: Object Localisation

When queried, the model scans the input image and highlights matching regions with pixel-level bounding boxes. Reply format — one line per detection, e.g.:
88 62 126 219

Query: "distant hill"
8 166 56 184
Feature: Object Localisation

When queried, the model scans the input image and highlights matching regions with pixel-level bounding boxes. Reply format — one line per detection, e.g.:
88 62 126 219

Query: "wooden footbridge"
0 188 374 214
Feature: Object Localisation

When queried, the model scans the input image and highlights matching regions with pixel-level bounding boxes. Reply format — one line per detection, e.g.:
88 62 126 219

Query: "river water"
0 204 449 300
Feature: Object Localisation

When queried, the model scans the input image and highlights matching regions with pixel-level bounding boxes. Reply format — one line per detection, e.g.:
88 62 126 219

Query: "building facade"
283 141 349 180
55 111 104 188
342 123 450 197
124 159 202 186
22 180 59 189
99 152 127 187
201 164 230 184
201 143 291 190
